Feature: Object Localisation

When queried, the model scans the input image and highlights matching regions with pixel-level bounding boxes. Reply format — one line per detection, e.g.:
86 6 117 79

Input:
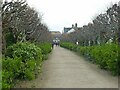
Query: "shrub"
2 70 13 88
2 42 43 88
2 57 21 88
36 42 52 55
36 42 52 60
60 42 77 51
5 42 42 62
60 42 119 75
81 44 119 75
79 44 119 75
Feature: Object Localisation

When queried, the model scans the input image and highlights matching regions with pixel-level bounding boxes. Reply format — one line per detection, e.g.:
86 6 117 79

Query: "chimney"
75 23 77 28
72 24 74 28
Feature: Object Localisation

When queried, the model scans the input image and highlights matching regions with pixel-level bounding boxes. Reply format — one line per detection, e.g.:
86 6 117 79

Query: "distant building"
63 23 80 34
67 28 75 34
50 31 61 40
63 27 72 33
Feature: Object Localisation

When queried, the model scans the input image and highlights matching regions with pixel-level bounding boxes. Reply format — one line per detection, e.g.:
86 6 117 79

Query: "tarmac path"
15 46 118 88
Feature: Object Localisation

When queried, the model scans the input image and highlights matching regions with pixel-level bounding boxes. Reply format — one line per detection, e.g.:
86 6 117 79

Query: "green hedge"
5 42 42 62
3 42 43 88
36 42 52 55
36 42 52 60
60 42 78 51
88 44 119 75
2 42 52 89
60 42 119 75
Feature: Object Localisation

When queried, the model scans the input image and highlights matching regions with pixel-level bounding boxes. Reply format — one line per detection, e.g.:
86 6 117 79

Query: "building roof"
64 27 72 33
67 28 75 34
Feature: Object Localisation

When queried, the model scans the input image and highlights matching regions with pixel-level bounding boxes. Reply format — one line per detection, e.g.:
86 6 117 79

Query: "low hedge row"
60 42 119 75
2 42 52 88
36 42 52 60
60 42 78 51
36 42 52 55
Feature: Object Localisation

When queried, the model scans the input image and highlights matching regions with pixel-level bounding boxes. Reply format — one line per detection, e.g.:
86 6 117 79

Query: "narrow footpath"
15 46 118 88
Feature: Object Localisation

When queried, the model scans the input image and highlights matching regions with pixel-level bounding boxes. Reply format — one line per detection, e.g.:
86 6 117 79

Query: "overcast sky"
26 0 119 33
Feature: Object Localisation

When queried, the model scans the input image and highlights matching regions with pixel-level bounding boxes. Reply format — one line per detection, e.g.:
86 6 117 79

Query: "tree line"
2 0 52 54
61 3 120 46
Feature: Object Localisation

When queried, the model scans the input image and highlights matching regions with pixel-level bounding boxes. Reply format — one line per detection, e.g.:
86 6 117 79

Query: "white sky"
24 0 119 33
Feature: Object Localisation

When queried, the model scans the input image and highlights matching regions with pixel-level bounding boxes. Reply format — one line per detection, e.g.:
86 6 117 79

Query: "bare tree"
61 3 119 46
2 0 52 53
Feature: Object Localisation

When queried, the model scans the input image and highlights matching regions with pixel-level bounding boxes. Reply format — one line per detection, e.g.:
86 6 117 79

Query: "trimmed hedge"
60 42 78 51
5 42 42 62
36 42 52 55
36 42 52 60
2 42 47 88
60 42 119 75
2 42 52 88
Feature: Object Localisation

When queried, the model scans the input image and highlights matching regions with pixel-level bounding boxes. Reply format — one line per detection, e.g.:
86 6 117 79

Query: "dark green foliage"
5 30 17 47
2 70 13 88
2 42 52 89
2 42 43 88
60 42 119 75
36 42 52 60
89 44 118 75
60 42 78 51
2 57 21 88
5 42 42 62
2 0 52 89
37 42 52 55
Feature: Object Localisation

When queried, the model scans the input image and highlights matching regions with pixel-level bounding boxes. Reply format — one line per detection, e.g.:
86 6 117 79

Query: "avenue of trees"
2 0 52 54
60 2 120 75
2 0 52 88
61 3 120 46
